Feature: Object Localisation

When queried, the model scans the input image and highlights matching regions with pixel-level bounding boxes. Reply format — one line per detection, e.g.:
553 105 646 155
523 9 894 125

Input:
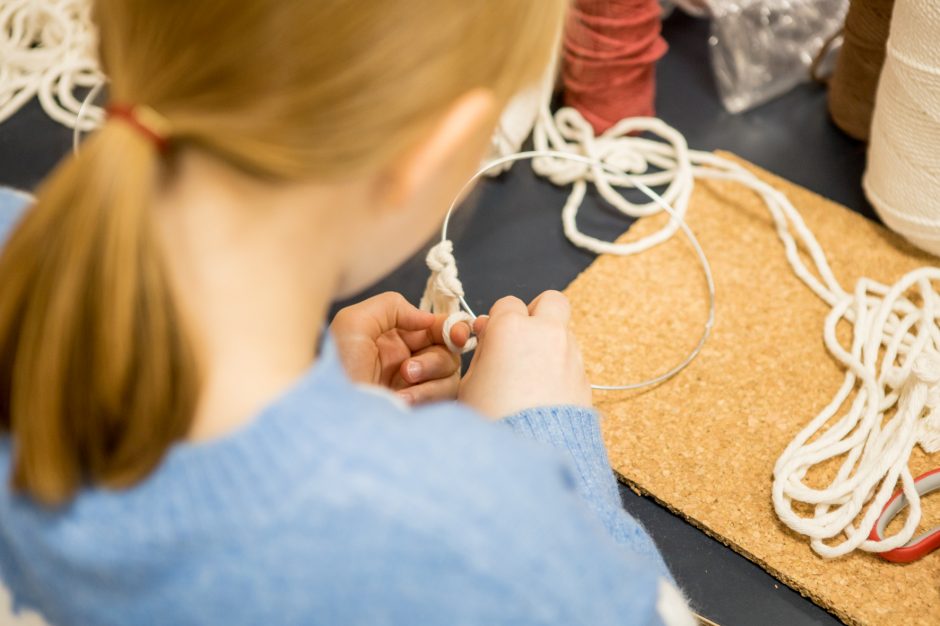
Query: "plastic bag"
707 0 847 113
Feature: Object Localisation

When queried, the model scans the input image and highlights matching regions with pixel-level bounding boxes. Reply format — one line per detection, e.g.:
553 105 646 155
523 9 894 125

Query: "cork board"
564 153 940 626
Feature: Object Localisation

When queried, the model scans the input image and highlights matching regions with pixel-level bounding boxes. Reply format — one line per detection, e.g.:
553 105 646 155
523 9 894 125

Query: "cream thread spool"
864 0 940 255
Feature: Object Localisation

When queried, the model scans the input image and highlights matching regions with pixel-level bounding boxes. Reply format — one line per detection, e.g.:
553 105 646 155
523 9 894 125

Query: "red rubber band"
105 104 169 153
868 467 940 563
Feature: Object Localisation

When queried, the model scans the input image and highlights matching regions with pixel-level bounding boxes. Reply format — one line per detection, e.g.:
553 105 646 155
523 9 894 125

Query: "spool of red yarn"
563 0 668 133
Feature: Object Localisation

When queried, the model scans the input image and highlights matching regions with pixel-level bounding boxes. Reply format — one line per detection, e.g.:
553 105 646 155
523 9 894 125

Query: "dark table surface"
0 12 866 626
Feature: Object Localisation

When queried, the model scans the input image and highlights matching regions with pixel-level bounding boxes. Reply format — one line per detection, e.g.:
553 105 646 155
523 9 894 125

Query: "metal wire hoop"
441 149 716 392
72 79 107 154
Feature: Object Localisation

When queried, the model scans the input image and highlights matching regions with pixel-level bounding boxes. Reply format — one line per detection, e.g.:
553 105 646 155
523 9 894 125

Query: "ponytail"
0 0 568 505
0 121 199 505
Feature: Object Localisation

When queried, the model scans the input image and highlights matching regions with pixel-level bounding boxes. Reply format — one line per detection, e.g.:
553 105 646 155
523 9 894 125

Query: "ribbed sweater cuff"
502 405 672 580
502 406 620 516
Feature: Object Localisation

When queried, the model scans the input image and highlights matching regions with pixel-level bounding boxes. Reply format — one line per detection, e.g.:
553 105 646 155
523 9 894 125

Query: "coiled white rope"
0 0 103 130
424 76 940 555
773 270 940 557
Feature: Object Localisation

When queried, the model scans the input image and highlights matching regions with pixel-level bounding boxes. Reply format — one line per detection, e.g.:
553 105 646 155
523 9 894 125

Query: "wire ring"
441 149 716 392
72 78 106 154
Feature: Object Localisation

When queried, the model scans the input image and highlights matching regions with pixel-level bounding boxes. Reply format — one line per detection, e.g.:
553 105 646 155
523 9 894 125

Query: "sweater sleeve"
502 406 673 580
0 187 28 244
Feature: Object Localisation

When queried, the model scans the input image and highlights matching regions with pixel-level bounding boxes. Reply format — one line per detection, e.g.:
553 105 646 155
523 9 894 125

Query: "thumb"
428 315 472 349
472 315 489 343
460 316 489 378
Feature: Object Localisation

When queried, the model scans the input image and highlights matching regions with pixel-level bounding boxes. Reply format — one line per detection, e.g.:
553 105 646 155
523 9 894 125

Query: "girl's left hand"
330 292 471 405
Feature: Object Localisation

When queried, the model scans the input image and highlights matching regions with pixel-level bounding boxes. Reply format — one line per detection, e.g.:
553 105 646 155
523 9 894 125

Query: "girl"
0 1 694 624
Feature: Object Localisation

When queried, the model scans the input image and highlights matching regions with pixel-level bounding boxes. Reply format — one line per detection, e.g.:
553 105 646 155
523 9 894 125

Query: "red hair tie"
105 104 171 153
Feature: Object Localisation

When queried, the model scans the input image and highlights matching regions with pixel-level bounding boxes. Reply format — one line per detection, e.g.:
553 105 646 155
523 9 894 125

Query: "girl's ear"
373 88 500 214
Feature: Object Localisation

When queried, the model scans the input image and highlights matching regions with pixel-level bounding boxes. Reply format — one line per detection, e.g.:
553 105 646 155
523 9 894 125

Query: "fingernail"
397 391 413 405
406 361 422 381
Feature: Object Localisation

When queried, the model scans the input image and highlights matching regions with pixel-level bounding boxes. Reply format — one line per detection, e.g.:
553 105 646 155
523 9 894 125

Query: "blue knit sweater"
0 188 685 626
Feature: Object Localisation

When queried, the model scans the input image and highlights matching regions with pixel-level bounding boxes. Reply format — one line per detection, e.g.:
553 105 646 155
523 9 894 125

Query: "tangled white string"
426 82 940 554
0 0 103 130
773 270 940 557
532 109 695 258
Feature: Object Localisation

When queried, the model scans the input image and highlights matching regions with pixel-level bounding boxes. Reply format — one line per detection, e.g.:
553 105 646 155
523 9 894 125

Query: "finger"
488 295 528 319
398 327 436 352
350 292 434 336
427 314 471 349
399 315 471 352
444 318 471 349
397 373 460 406
378 292 436 331
528 290 571 324
472 315 489 337
400 345 460 384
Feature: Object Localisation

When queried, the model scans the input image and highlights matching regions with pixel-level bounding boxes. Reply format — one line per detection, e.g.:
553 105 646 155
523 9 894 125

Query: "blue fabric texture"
0 187 672 625
0 187 27 244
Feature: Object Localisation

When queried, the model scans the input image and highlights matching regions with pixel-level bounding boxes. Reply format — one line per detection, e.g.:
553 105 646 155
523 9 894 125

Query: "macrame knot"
912 352 940 387
921 417 940 453
419 240 476 355
424 240 464 299
885 366 907 391
909 352 940 452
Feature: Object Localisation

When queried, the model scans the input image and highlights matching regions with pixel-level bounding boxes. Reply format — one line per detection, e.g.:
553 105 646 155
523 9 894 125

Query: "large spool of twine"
864 0 940 255
562 0 667 134
828 0 895 141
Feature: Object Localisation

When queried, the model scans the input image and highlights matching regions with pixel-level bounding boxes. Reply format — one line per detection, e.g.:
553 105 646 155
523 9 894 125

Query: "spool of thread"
562 0 667 134
828 0 896 141
864 0 940 255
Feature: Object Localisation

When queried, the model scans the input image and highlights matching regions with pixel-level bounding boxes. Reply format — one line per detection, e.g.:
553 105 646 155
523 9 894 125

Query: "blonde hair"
0 0 567 504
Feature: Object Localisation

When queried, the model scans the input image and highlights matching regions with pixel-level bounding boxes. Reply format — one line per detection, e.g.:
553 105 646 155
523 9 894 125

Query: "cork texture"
564 153 940 625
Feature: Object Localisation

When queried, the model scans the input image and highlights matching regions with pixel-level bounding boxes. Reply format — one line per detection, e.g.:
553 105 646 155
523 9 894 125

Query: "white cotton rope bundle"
419 240 477 354
0 0 103 130
422 62 940 556
484 83 542 177
865 0 940 256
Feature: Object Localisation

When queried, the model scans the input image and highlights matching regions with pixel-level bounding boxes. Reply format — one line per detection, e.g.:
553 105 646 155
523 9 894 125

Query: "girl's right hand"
458 291 593 418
